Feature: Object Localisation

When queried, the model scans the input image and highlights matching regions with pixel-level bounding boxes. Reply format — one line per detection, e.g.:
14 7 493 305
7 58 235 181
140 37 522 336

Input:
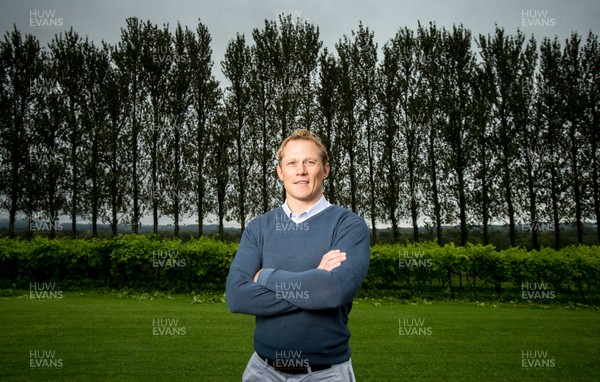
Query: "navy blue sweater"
226 205 370 365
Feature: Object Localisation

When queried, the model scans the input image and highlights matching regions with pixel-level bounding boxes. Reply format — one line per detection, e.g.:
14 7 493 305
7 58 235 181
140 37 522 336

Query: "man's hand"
317 249 347 271
253 269 262 283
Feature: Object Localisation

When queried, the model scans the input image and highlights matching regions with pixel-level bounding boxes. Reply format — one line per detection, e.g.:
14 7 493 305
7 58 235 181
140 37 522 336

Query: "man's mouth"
294 180 309 185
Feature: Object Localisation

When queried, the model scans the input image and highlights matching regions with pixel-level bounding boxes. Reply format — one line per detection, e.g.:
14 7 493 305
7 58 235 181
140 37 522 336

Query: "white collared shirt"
281 195 331 224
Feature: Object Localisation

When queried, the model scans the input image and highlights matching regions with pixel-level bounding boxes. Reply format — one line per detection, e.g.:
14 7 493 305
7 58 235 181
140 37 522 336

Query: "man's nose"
296 163 308 174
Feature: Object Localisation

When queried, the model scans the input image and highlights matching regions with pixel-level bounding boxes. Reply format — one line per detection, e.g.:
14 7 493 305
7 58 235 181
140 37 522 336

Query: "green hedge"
0 235 236 292
366 242 600 303
0 236 598 302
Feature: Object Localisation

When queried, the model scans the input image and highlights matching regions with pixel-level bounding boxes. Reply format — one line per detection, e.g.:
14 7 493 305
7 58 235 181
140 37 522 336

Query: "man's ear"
323 163 330 179
276 163 284 181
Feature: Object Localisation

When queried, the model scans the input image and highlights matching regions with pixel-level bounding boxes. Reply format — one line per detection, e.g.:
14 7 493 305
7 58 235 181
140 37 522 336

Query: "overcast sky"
1 0 599 227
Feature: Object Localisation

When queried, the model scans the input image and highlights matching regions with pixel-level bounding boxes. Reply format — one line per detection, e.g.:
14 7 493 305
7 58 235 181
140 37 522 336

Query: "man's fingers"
317 250 347 271
324 250 347 260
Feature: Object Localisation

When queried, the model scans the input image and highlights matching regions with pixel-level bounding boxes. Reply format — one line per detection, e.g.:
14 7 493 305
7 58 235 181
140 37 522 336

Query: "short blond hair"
277 128 329 165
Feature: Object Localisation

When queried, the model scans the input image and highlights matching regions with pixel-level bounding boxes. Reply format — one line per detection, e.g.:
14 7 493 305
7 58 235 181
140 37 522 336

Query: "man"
226 128 370 381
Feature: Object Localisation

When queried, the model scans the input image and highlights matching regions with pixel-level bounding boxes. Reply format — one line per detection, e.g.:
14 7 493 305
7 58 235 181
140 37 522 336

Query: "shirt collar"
281 195 330 222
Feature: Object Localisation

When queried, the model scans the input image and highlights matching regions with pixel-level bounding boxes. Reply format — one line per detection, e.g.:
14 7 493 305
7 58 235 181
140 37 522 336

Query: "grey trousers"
242 352 357 382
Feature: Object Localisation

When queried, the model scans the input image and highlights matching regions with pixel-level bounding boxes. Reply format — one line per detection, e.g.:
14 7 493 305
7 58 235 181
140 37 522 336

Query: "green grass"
1 292 599 381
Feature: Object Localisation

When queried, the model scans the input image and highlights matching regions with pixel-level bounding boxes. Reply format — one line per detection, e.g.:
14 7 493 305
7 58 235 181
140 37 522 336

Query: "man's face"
277 139 330 209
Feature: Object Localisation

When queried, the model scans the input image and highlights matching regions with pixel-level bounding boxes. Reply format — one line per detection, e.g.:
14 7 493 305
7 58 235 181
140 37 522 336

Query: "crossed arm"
252 250 347 282
226 216 370 316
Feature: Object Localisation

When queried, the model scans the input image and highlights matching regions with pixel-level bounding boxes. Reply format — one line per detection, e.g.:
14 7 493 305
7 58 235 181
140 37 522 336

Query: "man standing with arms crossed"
226 128 370 381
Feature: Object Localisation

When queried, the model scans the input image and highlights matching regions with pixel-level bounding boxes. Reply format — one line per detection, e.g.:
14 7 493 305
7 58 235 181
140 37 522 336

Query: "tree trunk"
429 124 442 245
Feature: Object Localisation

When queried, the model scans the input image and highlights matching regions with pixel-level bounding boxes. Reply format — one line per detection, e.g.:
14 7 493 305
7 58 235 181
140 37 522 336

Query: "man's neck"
285 195 323 215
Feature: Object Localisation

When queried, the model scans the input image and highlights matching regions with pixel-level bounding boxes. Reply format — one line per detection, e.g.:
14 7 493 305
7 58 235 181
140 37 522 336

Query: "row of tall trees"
1 17 598 249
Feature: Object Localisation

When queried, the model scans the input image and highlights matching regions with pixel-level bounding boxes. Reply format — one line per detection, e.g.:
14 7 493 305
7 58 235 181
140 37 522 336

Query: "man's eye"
305 160 315 166
287 161 296 167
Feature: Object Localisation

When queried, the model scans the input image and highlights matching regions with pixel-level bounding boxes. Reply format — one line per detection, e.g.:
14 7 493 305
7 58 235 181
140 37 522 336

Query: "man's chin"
286 191 318 201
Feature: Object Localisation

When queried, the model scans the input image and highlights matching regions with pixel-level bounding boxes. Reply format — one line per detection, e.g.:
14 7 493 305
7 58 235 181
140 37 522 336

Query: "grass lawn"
0 291 598 381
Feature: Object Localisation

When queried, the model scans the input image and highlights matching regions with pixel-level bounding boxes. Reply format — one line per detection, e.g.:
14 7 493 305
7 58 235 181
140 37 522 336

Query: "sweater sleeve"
256 213 370 310
226 220 300 316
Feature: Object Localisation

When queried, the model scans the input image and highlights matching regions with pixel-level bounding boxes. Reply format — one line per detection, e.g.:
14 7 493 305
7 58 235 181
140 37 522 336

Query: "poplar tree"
162 23 194 238
112 17 147 234
30 53 66 239
274 15 302 140
335 32 361 213
80 39 111 237
471 64 496 245
479 28 525 247
222 33 254 232
562 33 586 244
377 37 402 241
188 21 219 236
417 22 444 244
511 36 539 249
439 25 477 246
396 26 423 243
295 20 321 134
251 21 278 214
103 47 128 237
315 49 342 206
582 32 600 243
211 109 233 241
0 27 43 237
538 37 566 249
142 21 172 235
352 23 379 243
